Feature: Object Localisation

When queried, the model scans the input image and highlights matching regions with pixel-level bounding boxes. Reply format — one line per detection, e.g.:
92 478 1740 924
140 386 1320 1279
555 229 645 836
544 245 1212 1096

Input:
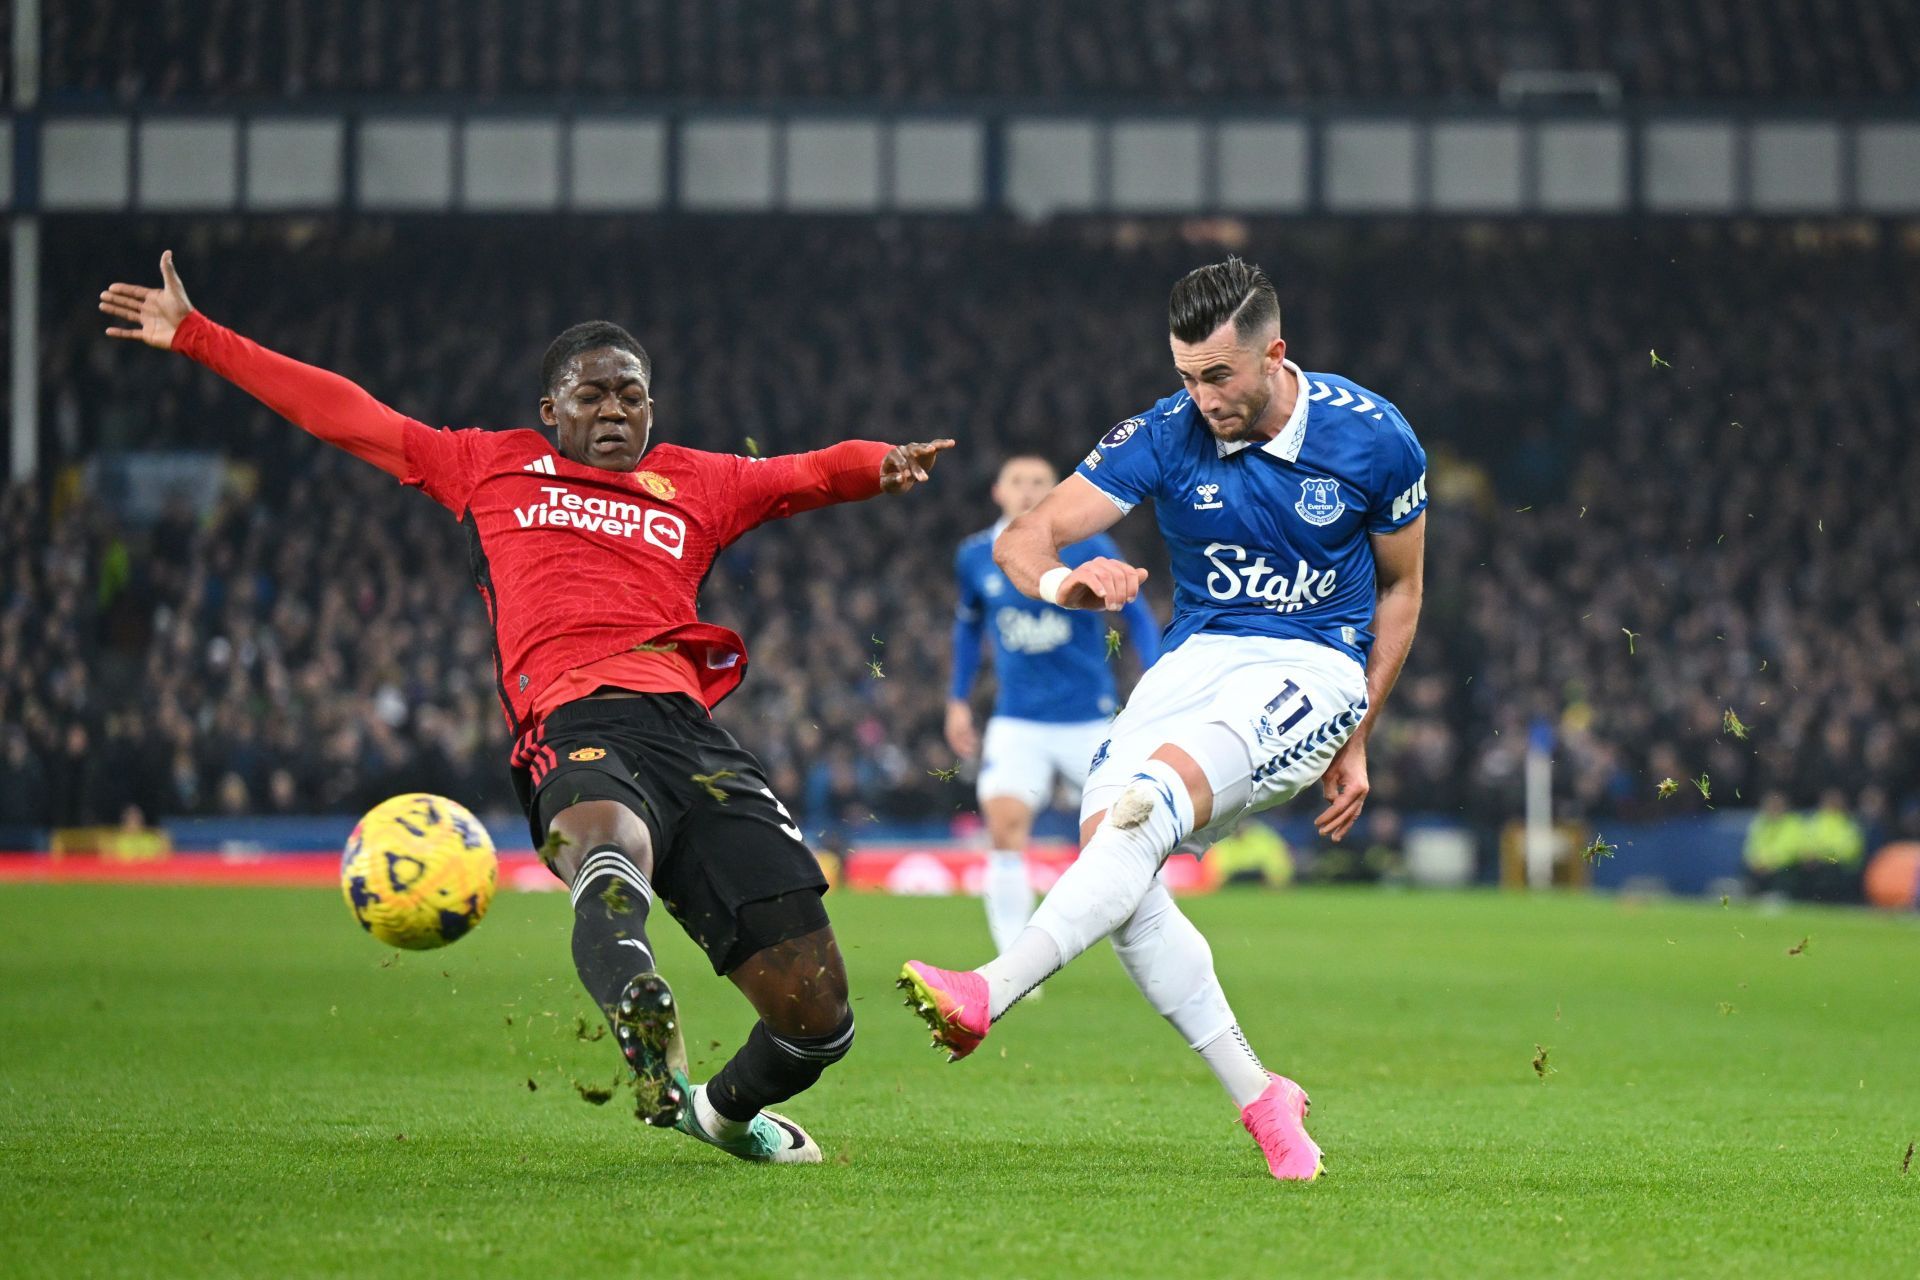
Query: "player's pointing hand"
1054 557 1149 612
880 439 956 494
99 250 195 351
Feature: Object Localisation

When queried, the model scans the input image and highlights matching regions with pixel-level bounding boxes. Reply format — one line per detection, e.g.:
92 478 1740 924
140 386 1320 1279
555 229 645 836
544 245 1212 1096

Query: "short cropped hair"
1167 257 1281 345
542 321 651 395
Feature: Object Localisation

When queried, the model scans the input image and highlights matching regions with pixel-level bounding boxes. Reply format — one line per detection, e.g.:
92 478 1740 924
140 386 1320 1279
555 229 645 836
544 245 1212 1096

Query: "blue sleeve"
950 548 985 701
1072 414 1160 513
1367 406 1428 534
1121 595 1162 669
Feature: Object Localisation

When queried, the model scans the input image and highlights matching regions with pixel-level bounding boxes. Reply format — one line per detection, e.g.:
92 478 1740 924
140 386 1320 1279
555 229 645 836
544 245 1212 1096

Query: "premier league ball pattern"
340 793 498 950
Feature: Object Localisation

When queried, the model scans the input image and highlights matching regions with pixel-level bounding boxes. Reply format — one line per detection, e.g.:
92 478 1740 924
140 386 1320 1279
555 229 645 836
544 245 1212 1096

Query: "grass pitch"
3 884 1917 1278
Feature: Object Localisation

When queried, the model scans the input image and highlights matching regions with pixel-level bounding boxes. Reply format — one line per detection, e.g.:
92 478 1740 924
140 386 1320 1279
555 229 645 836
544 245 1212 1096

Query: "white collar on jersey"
1213 360 1310 462
991 514 1011 539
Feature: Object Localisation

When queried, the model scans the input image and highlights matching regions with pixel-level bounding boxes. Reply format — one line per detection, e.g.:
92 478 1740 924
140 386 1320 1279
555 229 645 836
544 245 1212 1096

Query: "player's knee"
1109 758 1198 841
546 799 651 883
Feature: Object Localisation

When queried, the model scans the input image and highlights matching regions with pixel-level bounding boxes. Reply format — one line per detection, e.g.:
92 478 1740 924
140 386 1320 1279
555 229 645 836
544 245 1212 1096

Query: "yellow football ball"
341 793 498 950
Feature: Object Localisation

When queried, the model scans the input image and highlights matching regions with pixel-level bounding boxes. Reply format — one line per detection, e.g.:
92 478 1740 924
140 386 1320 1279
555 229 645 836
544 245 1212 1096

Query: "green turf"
3 884 1917 1278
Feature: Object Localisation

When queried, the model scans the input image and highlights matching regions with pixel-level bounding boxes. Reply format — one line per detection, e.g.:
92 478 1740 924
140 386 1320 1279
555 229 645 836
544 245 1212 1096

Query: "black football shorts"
512 693 828 974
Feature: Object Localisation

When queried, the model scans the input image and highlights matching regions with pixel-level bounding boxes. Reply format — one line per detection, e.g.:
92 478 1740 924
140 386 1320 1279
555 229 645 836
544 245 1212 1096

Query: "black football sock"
568 844 658 1019
706 1011 856 1123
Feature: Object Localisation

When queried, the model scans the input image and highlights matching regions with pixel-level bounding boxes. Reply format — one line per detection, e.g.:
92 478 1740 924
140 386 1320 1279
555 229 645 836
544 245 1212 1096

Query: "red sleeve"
716 440 893 543
172 311 420 480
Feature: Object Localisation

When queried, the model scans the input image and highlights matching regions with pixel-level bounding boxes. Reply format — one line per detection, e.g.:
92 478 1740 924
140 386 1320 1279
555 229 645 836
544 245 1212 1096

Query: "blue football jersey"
951 526 1161 722
1073 365 1426 664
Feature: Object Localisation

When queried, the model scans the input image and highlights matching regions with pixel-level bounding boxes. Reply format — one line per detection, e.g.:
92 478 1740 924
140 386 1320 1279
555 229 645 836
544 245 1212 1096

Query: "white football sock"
1195 1026 1272 1109
982 849 1035 954
1111 878 1270 1108
979 760 1194 1020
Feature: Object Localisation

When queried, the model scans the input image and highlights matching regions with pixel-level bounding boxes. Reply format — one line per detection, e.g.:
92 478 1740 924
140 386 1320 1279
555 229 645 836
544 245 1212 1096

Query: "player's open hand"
1314 736 1370 841
880 439 956 494
1056 557 1149 612
100 250 194 350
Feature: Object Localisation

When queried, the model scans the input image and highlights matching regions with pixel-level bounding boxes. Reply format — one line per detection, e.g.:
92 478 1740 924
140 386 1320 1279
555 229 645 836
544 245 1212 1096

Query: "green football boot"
676 1083 822 1164
611 972 691 1127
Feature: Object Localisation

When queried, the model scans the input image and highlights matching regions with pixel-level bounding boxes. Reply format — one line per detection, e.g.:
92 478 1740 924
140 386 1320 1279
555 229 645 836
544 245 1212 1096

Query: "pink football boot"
1239 1073 1325 1181
897 960 991 1061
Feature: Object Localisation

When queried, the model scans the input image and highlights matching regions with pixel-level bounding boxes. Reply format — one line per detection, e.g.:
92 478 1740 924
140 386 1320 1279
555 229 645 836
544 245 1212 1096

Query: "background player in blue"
947 455 1161 966
902 257 1427 1182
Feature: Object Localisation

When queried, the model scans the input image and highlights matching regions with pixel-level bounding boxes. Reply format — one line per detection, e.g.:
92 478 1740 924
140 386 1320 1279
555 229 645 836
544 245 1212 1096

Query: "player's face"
991 458 1056 518
1171 320 1286 443
541 348 653 472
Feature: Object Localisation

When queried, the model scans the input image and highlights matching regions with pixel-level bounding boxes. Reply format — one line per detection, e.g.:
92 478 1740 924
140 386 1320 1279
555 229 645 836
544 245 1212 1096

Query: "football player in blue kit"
947 455 1162 969
903 258 1427 1181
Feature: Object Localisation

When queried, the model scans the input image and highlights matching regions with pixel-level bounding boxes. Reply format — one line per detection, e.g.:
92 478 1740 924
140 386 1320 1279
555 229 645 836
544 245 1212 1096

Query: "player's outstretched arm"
1315 512 1426 841
100 251 420 479
994 474 1147 613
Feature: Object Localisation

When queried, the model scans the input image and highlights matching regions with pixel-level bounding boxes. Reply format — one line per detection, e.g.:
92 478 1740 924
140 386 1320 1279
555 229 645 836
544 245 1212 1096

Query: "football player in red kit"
102 252 952 1164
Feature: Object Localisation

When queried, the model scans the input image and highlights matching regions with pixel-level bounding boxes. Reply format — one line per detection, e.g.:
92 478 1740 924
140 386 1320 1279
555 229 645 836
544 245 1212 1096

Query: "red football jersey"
172 312 890 741
401 427 884 734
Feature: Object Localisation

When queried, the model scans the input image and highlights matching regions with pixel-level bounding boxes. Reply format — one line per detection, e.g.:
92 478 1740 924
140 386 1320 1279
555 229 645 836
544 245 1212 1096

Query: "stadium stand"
8 218 1916 852
44 0 1920 105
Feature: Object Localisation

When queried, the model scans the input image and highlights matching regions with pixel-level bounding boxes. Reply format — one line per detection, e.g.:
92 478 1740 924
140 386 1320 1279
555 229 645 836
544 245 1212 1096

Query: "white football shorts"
977 715 1110 812
1081 633 1369 845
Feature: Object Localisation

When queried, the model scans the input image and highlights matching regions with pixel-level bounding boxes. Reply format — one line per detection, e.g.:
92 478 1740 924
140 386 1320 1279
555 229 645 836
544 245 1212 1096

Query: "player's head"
540 321 653 471
991 454 1056 518
1167 257 1286 444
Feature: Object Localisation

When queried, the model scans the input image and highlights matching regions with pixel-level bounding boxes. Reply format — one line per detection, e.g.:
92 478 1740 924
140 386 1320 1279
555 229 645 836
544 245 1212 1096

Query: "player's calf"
704 918 854 1136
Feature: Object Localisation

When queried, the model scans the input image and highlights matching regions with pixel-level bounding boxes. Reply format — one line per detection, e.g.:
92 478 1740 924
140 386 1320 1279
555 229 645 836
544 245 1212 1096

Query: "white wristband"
1038 566 1072 606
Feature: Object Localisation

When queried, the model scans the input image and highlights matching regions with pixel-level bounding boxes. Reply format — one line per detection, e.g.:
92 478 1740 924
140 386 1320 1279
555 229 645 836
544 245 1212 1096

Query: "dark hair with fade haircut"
1167 257 1281 345
541 321 651 395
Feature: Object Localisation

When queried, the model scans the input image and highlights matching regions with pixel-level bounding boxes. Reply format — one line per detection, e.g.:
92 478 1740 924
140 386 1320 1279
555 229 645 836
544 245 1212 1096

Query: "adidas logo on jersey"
1202 542 1338 615
512 484 686 559
523 455 557 474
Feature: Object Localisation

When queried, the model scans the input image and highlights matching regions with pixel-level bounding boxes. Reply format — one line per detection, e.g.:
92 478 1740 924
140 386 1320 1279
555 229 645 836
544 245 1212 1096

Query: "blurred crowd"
3 217 1917 851
43 0 1920 105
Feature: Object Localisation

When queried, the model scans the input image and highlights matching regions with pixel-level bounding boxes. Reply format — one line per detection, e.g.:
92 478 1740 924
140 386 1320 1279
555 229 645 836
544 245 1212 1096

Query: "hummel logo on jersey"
1391 473 1428 522
1193 483 1223 510
513 484 686 559
1305 379 1377 415
522 455 557 474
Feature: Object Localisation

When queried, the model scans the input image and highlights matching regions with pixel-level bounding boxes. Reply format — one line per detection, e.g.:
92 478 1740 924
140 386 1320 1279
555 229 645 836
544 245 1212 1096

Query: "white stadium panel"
1430 121 1523 213
1644 120 1736 212
244 118 343 209
1536 121 1627 212
1749 122 1842 213
1324 120 1418 212
1005 118 1098 219
890 120 983 211
138 119 238 211
681 118 777 211
569 119 666 211
42 117 131 210
785 121 882 212
1109 120 1204 213
462 119 561 211
358 118 455 210
1215 120 1309 212
1856 123 1920 212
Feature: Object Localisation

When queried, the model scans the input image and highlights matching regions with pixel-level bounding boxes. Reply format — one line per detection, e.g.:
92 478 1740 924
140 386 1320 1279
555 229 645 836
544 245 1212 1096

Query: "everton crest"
1295 476 1345 527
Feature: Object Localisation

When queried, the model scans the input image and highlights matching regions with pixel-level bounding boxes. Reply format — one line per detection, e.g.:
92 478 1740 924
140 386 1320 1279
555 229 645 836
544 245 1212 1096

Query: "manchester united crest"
568 747 608 762
636 471 676 500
